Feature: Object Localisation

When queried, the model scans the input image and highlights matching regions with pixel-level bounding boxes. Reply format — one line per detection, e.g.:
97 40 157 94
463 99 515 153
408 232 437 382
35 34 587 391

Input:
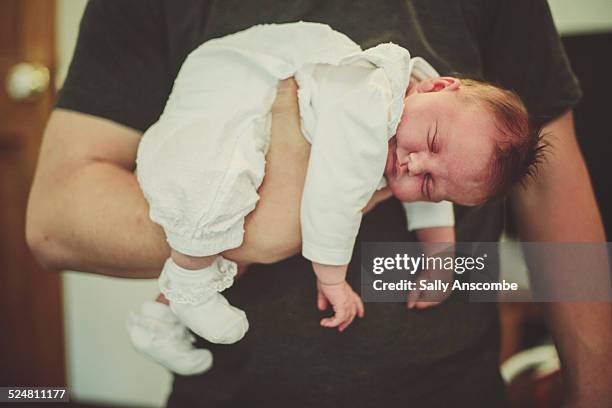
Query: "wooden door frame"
0 0 65 387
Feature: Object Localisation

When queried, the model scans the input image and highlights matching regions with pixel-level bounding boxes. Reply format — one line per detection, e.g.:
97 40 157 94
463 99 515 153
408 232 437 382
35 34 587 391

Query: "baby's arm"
402 201 456 309
301 65 391 331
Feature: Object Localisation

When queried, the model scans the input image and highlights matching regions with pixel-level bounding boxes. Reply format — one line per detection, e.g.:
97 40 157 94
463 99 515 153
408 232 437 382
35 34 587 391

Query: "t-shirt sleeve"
402 201 455 231
475 0 582 126
56 0 171 132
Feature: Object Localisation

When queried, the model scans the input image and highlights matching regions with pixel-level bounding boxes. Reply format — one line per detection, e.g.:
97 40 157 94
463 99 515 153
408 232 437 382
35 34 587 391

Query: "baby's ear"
416 77 461 93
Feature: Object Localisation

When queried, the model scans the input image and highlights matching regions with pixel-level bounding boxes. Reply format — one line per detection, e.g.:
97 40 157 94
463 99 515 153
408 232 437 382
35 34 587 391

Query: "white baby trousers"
136 68 277 256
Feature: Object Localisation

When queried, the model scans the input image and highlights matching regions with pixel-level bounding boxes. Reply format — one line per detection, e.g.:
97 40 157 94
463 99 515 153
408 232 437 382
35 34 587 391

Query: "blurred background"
0 0 610 407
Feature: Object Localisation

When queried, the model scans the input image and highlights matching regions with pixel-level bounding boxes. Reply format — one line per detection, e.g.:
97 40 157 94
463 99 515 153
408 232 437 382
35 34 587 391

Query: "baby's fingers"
317 290 328 311
353 293 365 318
320 305 349 328
414 300 441 309
338 302 359 332
338 306 356 332
407 287 421 309
407 287 442 309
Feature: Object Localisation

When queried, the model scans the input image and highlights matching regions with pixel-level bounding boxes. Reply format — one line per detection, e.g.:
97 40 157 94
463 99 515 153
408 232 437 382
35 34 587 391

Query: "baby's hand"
409 227 455 310
316 279 365 332
406 266 454 309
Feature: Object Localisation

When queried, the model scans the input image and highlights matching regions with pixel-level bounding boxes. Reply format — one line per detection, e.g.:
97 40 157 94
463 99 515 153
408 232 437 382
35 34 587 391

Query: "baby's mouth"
386 138 397 177
387 138 409 180
394 151 409 180
394 154 404 180
393 152 399 178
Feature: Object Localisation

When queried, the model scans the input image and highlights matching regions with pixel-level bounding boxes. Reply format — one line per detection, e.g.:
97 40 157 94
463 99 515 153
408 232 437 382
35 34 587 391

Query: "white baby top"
163 22 454 265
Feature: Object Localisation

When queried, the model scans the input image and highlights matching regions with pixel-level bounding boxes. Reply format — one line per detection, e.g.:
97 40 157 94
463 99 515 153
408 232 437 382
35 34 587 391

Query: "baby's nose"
406 152 425 175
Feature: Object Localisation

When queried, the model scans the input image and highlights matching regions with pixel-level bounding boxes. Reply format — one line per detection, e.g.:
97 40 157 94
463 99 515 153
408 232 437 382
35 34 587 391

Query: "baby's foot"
159 257 249 344
127 301 213 375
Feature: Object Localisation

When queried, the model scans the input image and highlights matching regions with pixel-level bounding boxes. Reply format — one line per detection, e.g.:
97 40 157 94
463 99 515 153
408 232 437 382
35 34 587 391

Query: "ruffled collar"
359 44 440 136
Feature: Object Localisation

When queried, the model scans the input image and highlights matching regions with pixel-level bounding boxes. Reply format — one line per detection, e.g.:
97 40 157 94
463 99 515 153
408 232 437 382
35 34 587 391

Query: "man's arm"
26 102 310 277
511 110 612 407
26 108 307 278
26 81 394 279
26 109 168 278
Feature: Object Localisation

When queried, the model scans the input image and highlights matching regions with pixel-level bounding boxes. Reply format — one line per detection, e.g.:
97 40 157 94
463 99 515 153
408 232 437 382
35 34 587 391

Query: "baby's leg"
127 249 248 377
170 251 216 270
136 110 272 344
136 52 276 344
128 253 240 373
158 250 248 344
137 117 266 344
138 121 263 345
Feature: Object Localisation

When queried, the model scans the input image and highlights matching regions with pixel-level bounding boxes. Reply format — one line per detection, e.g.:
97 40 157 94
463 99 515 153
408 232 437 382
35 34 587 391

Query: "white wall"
56 0 87 87
63 273 171 407
56 1 612 407
548 0 612 34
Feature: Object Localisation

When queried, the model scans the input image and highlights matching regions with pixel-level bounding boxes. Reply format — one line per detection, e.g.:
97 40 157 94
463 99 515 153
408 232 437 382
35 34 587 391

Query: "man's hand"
271 78 301 115
224 77 309 265
229 77 392 265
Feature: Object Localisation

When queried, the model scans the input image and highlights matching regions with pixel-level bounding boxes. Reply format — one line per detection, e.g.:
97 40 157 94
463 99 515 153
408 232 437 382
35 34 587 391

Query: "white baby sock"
158 256 249 344
127 301 213 375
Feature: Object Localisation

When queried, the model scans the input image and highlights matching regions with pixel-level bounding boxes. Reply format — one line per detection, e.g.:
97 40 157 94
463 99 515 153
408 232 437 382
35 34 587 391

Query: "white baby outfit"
130 22 454 373
137 21 453 263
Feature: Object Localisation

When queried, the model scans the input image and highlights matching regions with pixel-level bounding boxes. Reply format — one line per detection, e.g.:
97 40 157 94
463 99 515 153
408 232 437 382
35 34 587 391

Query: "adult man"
27 0 611 406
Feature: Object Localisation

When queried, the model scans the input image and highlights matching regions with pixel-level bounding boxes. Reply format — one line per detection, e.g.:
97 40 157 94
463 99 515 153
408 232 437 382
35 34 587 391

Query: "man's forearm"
511 111 612 405
27 158 168 278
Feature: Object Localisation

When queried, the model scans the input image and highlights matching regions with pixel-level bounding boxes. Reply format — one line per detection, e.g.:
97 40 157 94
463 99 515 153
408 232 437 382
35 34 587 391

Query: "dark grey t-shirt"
57 1 581 406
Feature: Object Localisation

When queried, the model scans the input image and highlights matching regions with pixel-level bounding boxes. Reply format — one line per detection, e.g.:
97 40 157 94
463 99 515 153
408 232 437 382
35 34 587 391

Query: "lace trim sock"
158 256 248 344
158 256 237 305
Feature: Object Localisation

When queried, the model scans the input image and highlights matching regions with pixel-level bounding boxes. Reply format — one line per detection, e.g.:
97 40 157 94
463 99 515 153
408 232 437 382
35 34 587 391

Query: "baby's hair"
458 79 546 199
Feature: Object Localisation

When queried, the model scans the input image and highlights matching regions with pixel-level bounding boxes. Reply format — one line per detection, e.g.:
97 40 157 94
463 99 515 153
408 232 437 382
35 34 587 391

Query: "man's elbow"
25 208 66 271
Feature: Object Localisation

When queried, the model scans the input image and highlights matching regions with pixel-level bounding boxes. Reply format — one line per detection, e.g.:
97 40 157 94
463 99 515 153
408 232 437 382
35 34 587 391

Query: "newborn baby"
128 22 540 375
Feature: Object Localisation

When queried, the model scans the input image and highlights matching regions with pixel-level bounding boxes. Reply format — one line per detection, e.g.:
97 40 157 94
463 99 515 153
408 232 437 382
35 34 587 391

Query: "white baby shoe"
159 256 249 344
127 301 213 375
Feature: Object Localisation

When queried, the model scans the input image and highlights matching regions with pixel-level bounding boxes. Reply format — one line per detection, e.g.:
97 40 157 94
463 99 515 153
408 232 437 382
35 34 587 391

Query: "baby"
127 22 540 375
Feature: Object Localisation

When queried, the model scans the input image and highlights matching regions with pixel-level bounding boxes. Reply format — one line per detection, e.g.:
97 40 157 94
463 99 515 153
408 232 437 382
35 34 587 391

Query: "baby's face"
385 78 496 206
